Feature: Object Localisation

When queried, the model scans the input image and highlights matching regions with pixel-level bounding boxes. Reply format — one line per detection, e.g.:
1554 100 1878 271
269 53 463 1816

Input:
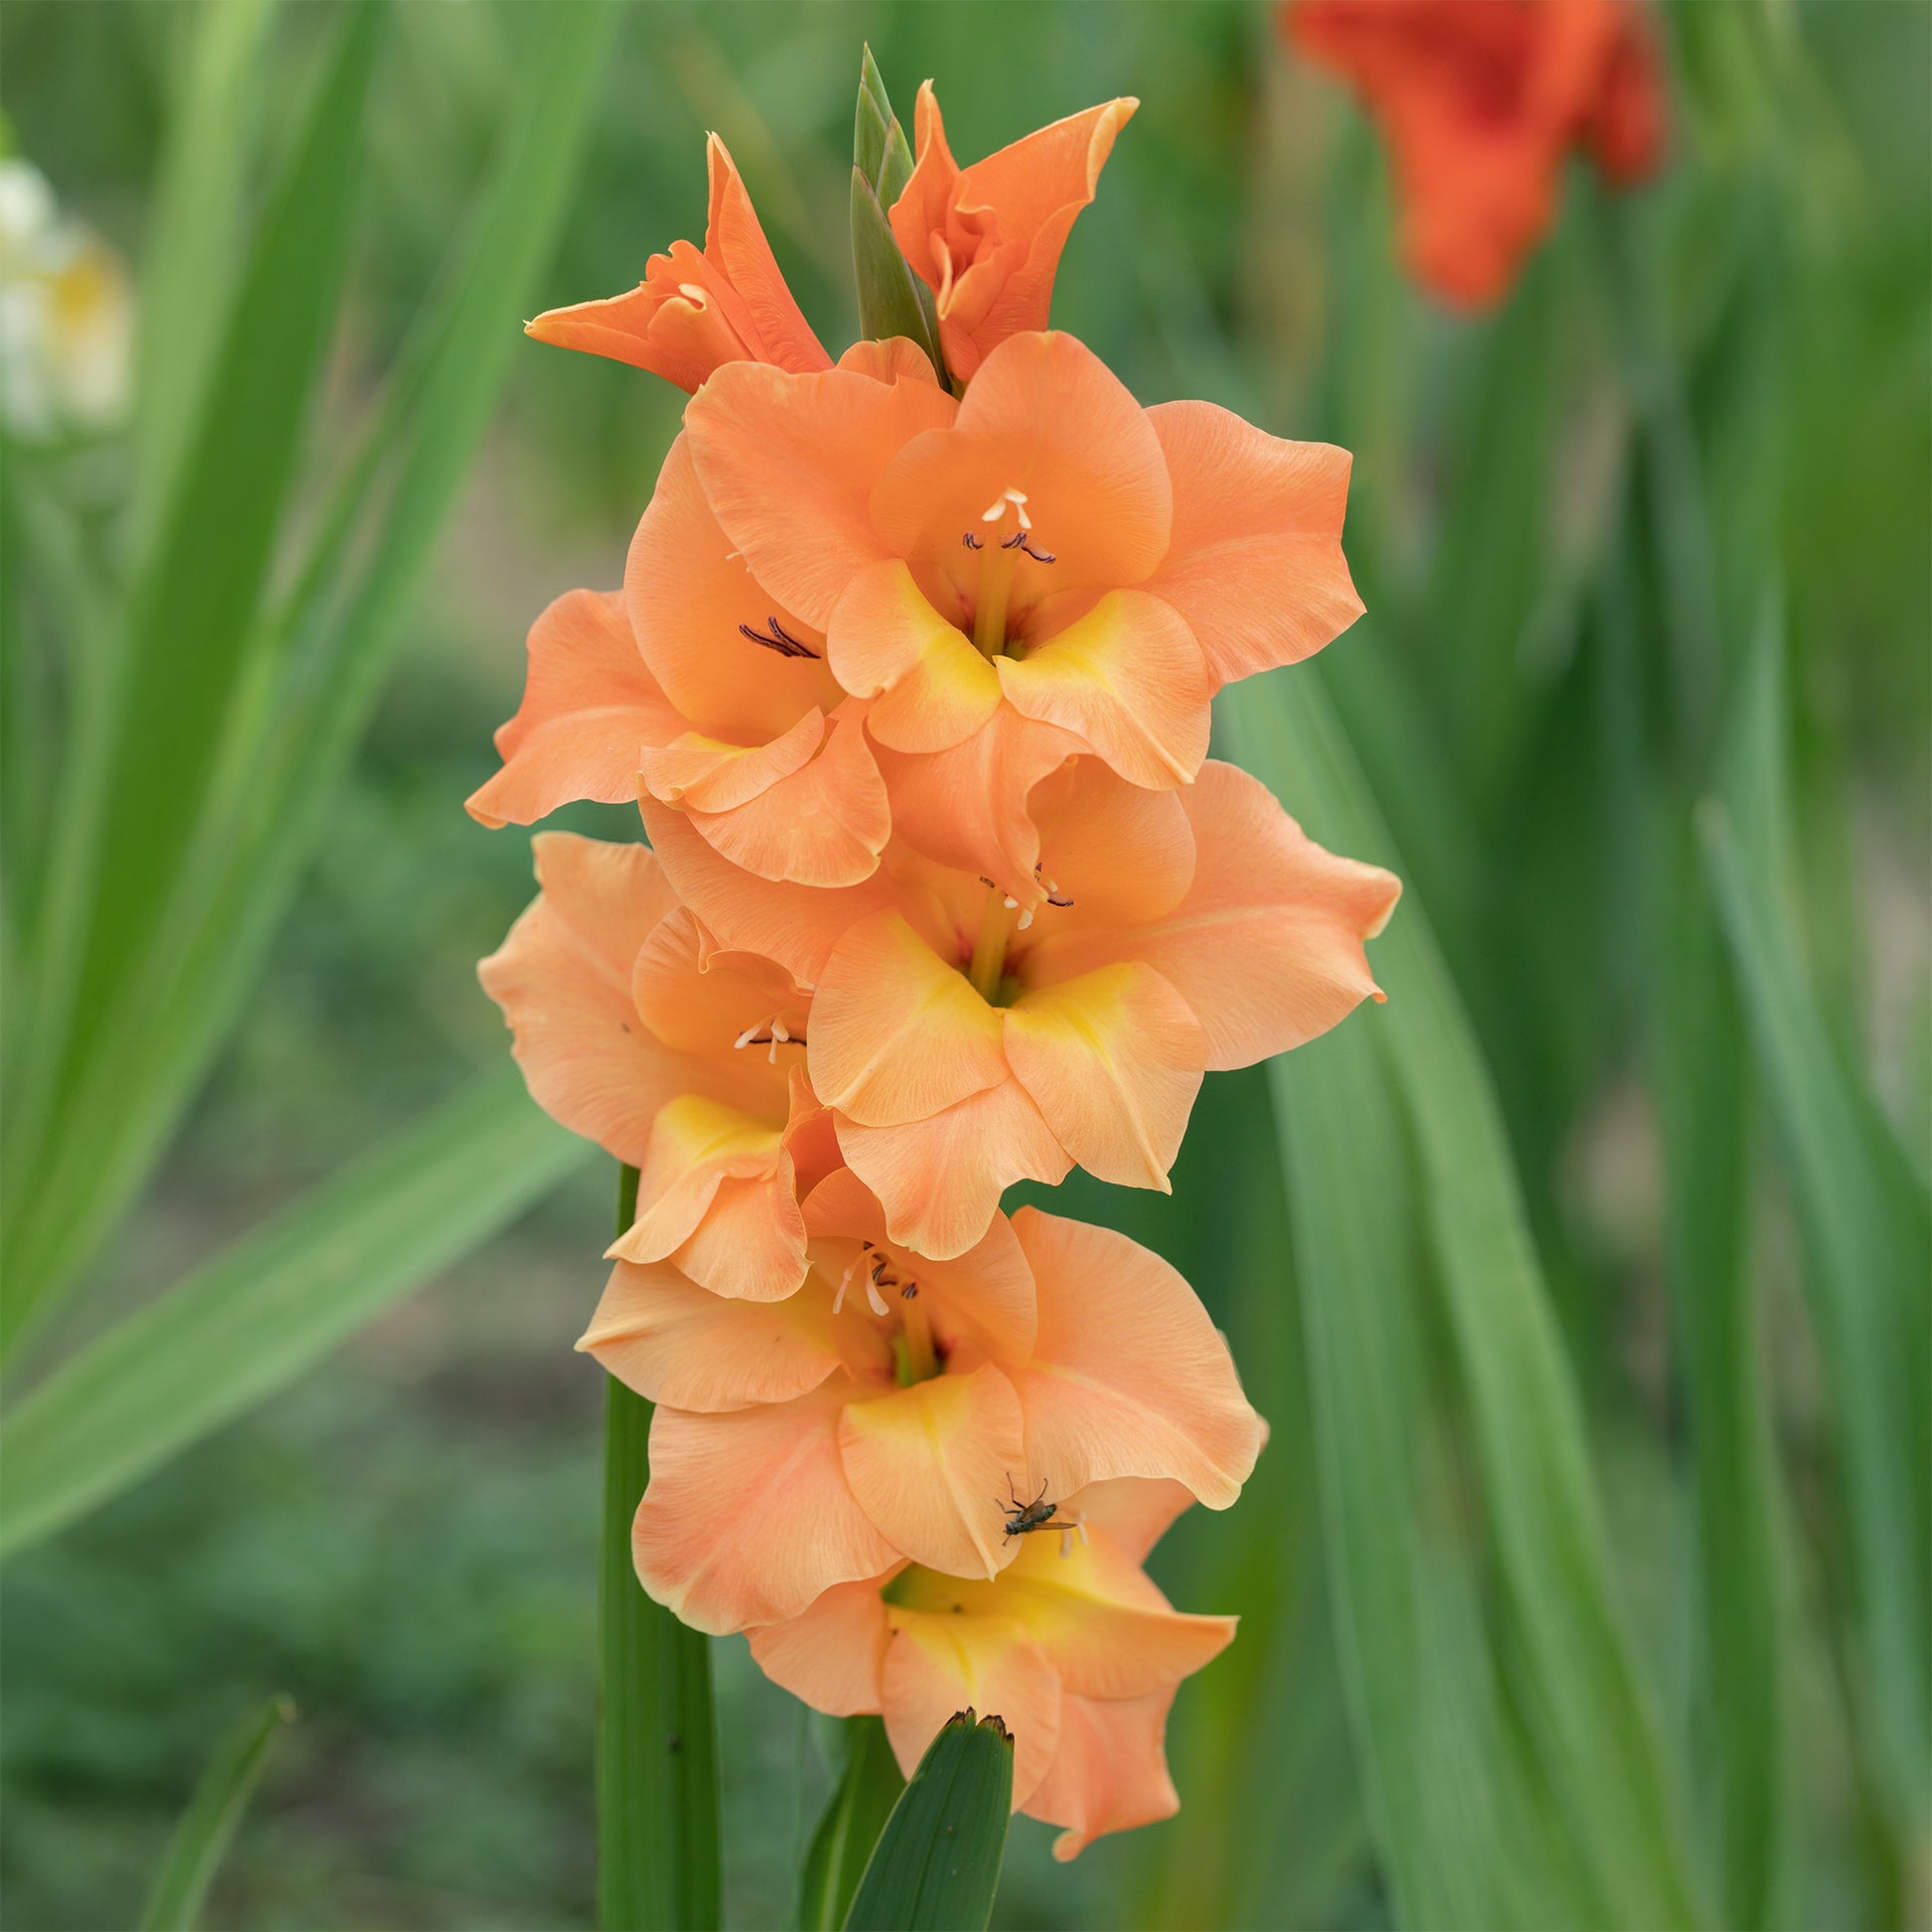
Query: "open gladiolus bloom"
1285 0 1665 308
479 59 1400 1863
751 1477 1233 1860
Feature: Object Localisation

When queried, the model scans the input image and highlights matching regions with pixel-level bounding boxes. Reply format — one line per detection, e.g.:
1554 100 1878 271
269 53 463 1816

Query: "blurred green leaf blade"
797 1717 905 1932
0 1067 590 1560
843 1712 1012 1932
137 1695 294 1932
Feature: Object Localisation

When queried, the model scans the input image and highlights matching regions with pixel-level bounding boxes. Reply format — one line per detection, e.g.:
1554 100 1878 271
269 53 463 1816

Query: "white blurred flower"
0 158 133 440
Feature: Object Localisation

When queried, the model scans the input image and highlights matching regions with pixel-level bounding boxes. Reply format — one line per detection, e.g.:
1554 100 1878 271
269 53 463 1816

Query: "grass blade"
796 1718 904 1932
1226 672 1704 1929
842 1712 1013 1932
601 1164 721 1932
136 1696 295 1932
0 1066 589 1560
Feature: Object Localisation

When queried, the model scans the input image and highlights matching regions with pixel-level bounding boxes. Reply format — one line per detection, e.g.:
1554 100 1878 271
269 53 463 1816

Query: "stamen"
865 1278 891 1318
834 1251 861 1315
1017 907 1035 931
733 1023 760 1051
1003 896 1019 910
900 1282 919 1300
962 531 983 550
738 616 821 660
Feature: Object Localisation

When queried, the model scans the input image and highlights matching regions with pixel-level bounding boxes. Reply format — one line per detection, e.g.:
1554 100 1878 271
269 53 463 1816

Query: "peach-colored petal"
1032 1688 1180 1860
837 337 944 386
840 1364 1028 1578
611 1094 787 1265
1028 758 1196 926
1007 1208 1262 1507
1143 401 1364 686
872 333 1171 596
828 560 1002 754
526 137 829 389
579 1257 839 1410
477 835 685 1166
467 589 680 828
629 906 808 1062
808 912 1007 1127
802 1169 1039 1362
875 710 1085 904
640 793 897 988
835 1078 1072 1261
1031 760 1401 1070
682 700 892 889
749 1572 901 1716
684 362 956 629
1003 963 1203 1190
637 710 824 814
634 1381 898 1633
882 1608 1063 1808
1064 1475 1198 1567
625 437 831 744
664 1158 812 1304
998 590 1211 791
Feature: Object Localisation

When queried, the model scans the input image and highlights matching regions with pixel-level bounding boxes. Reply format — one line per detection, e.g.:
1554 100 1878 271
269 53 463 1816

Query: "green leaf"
600 1164 721 1932
797 1718 904 1932
137 1696 295 1932
1226 673 1704 1929
843 1712 1012 1932
848 50 942 381
0 1067 590 1560
1701 655 1932 1830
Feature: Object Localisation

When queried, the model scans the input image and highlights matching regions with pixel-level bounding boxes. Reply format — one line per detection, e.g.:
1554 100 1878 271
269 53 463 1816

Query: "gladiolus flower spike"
476 51 1400 1863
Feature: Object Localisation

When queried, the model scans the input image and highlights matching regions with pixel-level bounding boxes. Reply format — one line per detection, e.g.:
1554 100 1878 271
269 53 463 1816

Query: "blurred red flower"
1285 0 1666 308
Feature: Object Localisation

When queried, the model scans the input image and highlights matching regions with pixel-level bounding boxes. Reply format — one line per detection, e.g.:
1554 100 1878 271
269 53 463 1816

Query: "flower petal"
684 361 955 629
610 1093 785 1265
875 709 1085 905
997 591 1211 790
1007 1208 1262 1507
683 700 892 889
882 1608 1063 1808
467 589 679 828
871 332 1171 594
1032 1687 1180 1861
808 911 1007 1127
477 835 686 1166
834 1078 1071 1261
828 559 1002 754
1029 757 1196 926
665 1159 811 1304
840 1364 1028 1578
749 1572 900 1716
629 905 807 1062
640 793 897 988
1144 400 1363 686
1003 963 1203 1190
634 1382 898 1633
638 710 824 815
1031 760 1401 1069
579 1258 840 1410
700 134 834 373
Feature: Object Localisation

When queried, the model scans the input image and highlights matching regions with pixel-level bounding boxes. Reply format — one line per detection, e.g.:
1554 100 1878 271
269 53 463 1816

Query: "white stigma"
1018 907 1035 931
732 1023 760 1051
980 485 1032 528
865 1278 891 1318
834 1252 860 1315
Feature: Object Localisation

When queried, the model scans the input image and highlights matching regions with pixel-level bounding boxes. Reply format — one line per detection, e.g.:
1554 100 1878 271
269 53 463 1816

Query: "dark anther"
1001 532 1057 563
739 615 820 659
900 1283 919 1301
962 530 984 550
1033 862 1074 909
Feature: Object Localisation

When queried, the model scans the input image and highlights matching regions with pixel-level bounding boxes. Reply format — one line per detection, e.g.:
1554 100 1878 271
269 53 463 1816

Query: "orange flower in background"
888 84 1137 382
750 1477 1233 1859
526 134 831 390
583 1176 1263 1632
478 834 838 1301
1286 0 1666 309
643 759 1400 1258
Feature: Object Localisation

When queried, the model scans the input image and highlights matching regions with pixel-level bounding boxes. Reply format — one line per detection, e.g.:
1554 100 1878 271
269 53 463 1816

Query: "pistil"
898 1292 939 1385
966 885 1014 1001
971 534 1019 658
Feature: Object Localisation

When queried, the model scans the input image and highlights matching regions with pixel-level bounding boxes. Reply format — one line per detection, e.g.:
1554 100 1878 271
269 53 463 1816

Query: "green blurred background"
1 2 1925 1928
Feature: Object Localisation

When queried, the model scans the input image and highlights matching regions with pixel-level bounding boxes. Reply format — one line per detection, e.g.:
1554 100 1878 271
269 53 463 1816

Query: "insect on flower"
1000 1474 1087 1556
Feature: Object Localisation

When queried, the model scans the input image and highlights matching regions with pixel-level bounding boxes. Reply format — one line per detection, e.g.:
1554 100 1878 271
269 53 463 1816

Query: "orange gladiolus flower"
1287 0 1666 309
642 758 1399 1259
678 327 1364 889
750 1477 1233 1859
583 1177 1263 1632
478 833 839 1301
888 84 1137 383
525 134 831 390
